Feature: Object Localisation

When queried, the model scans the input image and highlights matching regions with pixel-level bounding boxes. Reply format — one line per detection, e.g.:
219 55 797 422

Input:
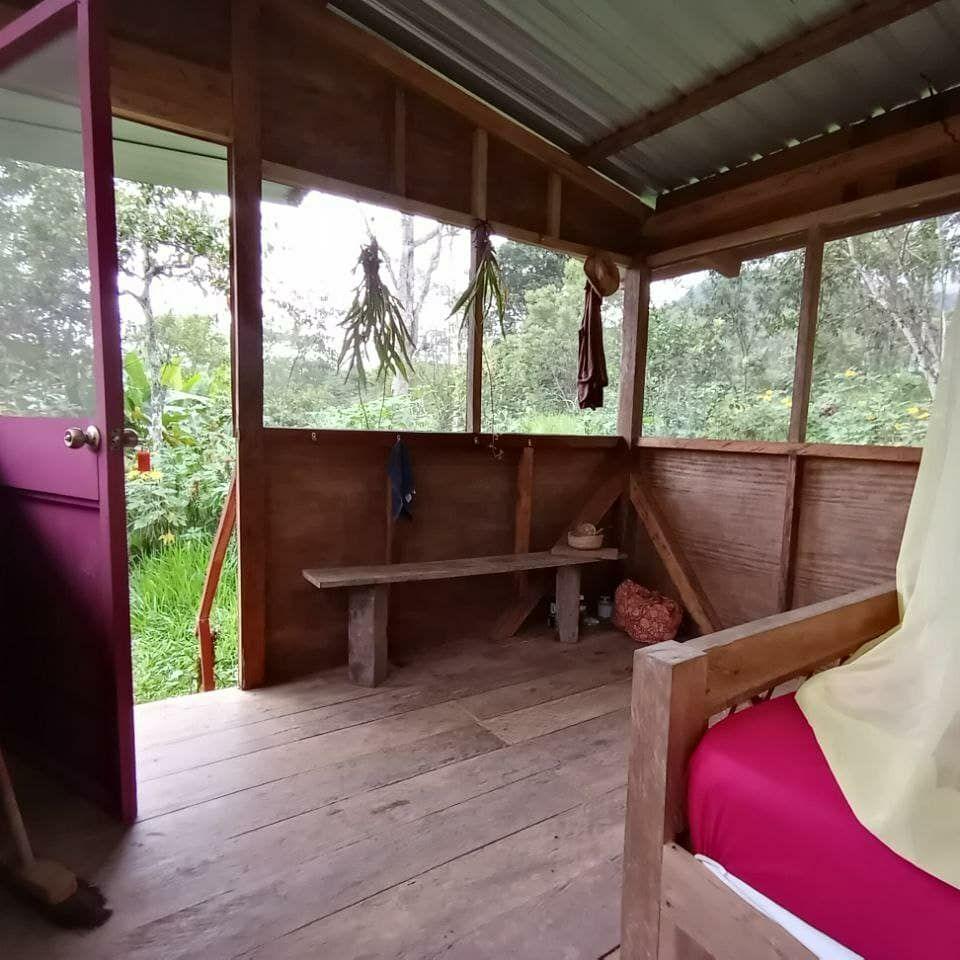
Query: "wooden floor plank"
430 855 623 960
458 653 632 721
480 680 633 744
242 788 626 960
137 637 626 781
3 629 634 960
137 702 476 818
67 740 627 959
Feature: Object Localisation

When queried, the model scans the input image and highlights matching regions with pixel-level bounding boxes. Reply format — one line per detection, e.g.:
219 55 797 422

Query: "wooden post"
466 128 488 433
777 454 803 612
789 228 824 443
230 0 267 689
348 584 389 686
513 444 534 590
546 172 562 238
555 565 581 644
621 642 707 960
618 264 650 445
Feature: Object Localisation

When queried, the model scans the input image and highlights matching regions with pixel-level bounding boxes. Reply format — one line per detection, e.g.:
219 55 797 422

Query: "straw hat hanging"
583 251 620 297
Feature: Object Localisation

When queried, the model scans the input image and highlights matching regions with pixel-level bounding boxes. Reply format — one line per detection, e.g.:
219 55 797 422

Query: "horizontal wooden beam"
656 87 960 216
262 160 634 262
687 582 898 714
633 436 922 463
270 0 651 223
579 0 939 164
647 171 960 275
648 94 960 247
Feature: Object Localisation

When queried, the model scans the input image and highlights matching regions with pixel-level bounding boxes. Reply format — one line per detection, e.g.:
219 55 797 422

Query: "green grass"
129 538 238 704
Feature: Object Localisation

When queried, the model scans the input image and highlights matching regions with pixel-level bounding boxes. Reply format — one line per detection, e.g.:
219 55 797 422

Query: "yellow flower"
893 422 903 431
160 532 176 545
917 410 930 420
759 389 774 402
779 396 792 408
906 405 920 416
843 368 860 379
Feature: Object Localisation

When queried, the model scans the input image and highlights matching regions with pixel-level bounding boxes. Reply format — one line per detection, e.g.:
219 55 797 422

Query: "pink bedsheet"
688 694 960 960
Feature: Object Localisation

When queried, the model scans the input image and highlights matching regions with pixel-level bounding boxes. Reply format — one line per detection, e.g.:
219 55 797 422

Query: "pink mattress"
688 694 960 960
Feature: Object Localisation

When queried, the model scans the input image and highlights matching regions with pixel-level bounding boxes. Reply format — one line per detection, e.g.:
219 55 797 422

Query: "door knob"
120 428 140 448
63 425 101 450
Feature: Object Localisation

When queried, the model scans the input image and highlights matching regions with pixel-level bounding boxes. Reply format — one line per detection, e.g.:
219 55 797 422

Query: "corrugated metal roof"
329 0 960 202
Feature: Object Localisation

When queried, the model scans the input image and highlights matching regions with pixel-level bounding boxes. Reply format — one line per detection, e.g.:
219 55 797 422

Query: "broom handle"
0 746 35 868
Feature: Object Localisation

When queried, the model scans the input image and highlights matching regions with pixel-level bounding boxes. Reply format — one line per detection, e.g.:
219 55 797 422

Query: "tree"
497 241 567 332
116 182 229 448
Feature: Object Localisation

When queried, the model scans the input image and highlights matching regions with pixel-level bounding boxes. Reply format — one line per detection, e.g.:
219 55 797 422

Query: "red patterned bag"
613 580 683 645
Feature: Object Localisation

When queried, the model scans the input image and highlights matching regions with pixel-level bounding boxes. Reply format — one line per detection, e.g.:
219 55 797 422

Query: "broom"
0 746 111 928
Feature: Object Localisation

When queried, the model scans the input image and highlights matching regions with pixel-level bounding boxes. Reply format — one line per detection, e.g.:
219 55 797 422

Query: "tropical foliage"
3 157 956 701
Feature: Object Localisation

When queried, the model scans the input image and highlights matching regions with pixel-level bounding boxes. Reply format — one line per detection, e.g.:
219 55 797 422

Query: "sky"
119 183 699 357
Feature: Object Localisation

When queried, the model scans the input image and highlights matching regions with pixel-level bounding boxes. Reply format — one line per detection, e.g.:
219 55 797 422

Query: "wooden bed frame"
619 581 902 960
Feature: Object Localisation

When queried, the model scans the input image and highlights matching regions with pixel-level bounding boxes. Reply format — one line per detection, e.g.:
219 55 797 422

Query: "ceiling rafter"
577 0 943 167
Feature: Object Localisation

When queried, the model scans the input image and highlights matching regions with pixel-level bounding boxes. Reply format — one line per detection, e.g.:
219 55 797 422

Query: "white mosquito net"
797 326 960 889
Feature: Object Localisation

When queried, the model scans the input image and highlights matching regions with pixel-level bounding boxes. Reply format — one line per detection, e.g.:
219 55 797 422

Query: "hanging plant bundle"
449 220 507 337
338 239 413 386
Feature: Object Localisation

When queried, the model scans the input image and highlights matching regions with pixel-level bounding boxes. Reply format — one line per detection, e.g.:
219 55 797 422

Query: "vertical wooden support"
230 0 266 689
546 172 562 237
513 444 534 590
777 454 804 612
777 229 823 613
392 87 406 197
618 264 650 445
466 128 488 433
789 228 824 444
348 584 389 687
621 643 707 960
555 565 582 644
196 472 237 691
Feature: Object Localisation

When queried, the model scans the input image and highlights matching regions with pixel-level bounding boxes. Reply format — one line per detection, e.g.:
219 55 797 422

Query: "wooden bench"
303 548 620 686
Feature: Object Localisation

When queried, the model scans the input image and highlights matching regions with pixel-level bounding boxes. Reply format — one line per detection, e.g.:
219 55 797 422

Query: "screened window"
644 250 804 441
480 241 622 436
261 187 471 431
807 214 958 446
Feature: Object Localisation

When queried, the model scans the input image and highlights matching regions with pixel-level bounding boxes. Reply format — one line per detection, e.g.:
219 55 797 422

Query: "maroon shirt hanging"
577 281 608 409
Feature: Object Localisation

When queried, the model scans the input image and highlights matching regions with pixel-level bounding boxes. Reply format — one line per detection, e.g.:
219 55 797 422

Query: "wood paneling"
792 457 916 606
634 450 787 627
263 433 622 681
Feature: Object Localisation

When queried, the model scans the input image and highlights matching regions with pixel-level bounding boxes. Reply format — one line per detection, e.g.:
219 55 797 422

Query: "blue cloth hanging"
388 438 415 520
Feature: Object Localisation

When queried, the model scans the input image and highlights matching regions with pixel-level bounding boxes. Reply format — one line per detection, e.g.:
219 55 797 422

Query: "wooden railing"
196 472 237 692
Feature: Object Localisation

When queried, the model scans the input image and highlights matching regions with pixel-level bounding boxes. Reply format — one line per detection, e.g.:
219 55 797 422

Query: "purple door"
0 0 135 820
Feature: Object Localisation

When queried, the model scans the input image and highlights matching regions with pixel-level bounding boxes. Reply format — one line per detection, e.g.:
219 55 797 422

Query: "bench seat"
302 548 620 686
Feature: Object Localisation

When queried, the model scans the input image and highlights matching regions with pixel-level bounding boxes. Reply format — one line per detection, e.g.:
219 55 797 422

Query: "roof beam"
578 0 941 165
271 0 651 222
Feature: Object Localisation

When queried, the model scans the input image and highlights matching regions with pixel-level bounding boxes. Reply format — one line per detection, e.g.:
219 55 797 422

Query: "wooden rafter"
269 0 650 222
579 0 940 165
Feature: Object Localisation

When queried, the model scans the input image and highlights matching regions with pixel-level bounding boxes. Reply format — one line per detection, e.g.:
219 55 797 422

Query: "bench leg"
555 565 582 644
348 584 389 686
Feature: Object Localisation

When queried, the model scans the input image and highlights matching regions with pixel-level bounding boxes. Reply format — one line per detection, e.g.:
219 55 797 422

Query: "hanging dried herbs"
338 239 413 386
449 220 507 337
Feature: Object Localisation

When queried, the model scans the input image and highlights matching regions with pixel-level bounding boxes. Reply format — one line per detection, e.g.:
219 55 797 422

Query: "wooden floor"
2 627 635 960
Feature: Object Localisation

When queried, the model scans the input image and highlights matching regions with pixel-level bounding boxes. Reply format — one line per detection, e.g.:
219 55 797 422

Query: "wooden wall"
261 430 917 682
262 430 622 681
628 445 917 629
